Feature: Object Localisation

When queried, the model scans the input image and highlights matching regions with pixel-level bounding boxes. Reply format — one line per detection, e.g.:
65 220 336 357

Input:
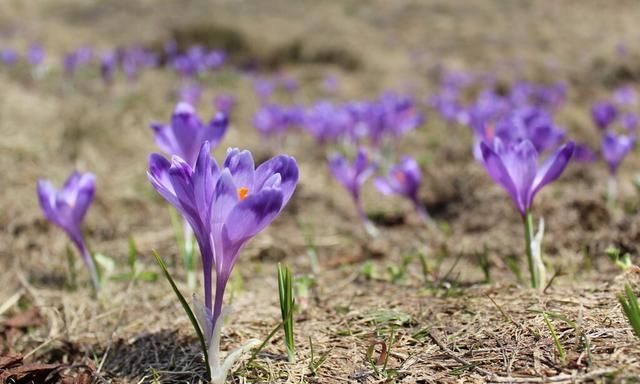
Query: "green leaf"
152 249 210 379
543 313 566 364
136 271 159 282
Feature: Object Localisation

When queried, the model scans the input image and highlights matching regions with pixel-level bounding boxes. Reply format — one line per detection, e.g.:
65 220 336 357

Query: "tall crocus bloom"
151 102 228 288
602 132 635 204
591 102 618 130
328 148 378 236
151 102 228 167
148 142 298 383
37 172 100 290
480 139 575 289
374 156 431 224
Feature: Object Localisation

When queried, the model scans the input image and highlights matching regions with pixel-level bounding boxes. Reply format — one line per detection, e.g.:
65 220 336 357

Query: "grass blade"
543 312 566 364
278 263 296 362
152 249 210 379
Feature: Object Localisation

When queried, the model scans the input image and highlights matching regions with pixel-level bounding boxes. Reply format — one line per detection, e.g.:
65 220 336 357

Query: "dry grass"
2 0 640 383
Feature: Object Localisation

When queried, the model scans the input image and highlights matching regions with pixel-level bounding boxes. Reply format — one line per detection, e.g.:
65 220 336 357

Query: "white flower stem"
208 307 260 384
523 211 539 289
523 212 546 291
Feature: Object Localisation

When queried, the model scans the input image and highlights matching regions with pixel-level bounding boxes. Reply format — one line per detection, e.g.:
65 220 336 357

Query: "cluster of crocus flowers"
171 45 226 78
590 85 638 203
151 102 229 287
328 147 378 236
148 142 298 383
480 138 575 289
1 45 46 69
374 156 431 225
37 172 100 291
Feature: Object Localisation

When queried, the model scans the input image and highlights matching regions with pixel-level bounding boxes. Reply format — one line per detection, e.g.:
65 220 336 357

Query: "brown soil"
2 0 640 383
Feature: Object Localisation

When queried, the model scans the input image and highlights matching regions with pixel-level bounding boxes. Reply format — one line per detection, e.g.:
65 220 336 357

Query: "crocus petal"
221 188 284 268
530 141 575 205
37 180 59 224
168 157 200 223
254 155 298 205
502 140 538 212
203 112 228 148
147 154 179 207
171 102 204 165
261 173 282 189
62 171 82 191
602 134 633 174
354 148 369 176
374 178 394 195
211 169 238 225
150 123 179 158
193 142 219 215
328 155 352 191
223 148 255 191
480 141 523 214
71 173 96 224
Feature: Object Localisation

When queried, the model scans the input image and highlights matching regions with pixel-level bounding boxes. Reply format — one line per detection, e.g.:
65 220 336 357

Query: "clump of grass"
618 283 640 338
277 263 295 362
606 246 632 271
308 337 331 376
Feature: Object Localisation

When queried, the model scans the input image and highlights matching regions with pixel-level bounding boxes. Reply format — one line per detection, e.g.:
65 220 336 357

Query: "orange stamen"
237 187 249 200
394 170 406 184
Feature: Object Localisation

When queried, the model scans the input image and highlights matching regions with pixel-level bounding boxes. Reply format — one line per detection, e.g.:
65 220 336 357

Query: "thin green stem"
523 211 538 289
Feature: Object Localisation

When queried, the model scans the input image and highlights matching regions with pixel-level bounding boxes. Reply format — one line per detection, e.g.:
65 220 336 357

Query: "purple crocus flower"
214 94 236 115
374 156 431 223
151 102 228 167
602 132 635 175
172 55 198 78
304 101 353 144
494 107 565 153
203 50 226 70
480 138 575 216
37 172 100 290
613 85 637 106
328 148 378 235
1 48 18 65
254 79 274 103
621 113 638 133
27 44 45 67
591 101 618 130
480 138 574 288
148 142 298 380
100 51 118 84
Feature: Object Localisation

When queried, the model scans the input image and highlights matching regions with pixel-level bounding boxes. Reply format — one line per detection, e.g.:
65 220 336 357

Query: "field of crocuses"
3 1 640 383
